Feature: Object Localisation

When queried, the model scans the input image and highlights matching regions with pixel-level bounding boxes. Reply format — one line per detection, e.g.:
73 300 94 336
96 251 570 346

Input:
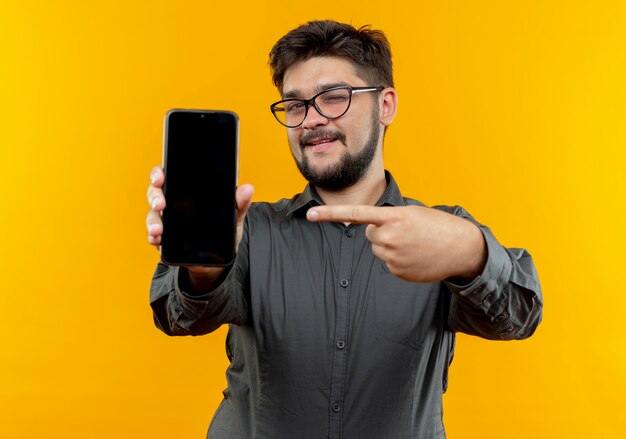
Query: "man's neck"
315 166 387 207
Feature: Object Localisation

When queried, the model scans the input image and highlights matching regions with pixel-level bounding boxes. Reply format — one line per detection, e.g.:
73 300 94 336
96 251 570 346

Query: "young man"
146 20 542 439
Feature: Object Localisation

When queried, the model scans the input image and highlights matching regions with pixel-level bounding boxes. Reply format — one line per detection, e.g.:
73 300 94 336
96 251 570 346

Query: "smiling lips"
308 137 335 145
304 137 339 153
300 128 347 152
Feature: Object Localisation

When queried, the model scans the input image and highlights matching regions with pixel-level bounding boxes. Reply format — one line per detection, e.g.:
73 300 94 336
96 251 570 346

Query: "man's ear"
379 88 398 127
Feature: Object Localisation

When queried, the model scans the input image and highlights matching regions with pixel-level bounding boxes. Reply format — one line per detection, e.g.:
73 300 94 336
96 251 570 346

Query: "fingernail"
148 223 156 234
150 171 158 183
151 197 161 209
307 209 319 221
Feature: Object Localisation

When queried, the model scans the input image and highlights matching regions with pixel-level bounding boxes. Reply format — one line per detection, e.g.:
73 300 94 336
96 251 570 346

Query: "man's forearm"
448 221 488 284
182 266 229 296
150 262 248 336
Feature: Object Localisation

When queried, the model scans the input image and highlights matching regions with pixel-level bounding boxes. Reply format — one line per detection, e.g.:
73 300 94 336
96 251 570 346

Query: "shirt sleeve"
149 214 251 336
437 205 543 341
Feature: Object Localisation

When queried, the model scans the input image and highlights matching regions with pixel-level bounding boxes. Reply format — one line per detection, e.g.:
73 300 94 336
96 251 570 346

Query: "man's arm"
438 205 542 341
149 230 251 336
146 165 254 336
307 203 543 341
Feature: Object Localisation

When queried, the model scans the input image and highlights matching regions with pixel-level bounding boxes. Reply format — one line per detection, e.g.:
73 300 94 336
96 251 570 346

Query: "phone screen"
161 110 238 266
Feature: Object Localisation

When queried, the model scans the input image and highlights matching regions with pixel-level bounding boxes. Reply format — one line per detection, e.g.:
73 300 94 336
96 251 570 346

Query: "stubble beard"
293 107 381 191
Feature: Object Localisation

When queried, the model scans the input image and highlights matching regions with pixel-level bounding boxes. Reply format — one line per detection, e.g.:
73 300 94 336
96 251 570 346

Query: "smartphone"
161 109 239 266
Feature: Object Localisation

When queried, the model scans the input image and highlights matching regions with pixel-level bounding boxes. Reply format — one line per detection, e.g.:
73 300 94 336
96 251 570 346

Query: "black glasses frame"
270 85 384 128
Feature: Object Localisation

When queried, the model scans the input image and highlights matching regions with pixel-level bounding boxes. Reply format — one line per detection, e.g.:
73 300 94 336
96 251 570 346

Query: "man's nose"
301 103 329 129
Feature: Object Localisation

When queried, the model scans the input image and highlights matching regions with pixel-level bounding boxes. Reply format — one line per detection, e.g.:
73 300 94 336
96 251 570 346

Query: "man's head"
269 21 397 191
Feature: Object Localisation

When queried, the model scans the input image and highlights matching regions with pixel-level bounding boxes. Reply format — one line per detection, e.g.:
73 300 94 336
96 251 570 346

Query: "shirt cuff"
166 266 216 318
443 226 513 311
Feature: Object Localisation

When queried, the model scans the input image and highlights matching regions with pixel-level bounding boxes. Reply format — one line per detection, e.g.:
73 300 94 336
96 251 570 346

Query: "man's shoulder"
246 193 305 222
401 195 469 218
402 196 427 208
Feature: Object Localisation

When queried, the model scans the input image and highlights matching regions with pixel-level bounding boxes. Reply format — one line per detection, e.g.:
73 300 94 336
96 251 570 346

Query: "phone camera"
200 114 205 118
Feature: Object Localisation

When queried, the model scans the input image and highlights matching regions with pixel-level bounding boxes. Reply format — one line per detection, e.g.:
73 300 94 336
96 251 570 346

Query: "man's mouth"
300 130 346 151
305 137 337 147
301 137 339 154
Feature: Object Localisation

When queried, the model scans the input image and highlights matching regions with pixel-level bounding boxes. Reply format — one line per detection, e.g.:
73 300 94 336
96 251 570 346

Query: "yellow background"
1 1 625 437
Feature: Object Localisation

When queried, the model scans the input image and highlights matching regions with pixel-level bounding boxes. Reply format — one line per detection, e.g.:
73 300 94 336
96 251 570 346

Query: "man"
146 20 542 439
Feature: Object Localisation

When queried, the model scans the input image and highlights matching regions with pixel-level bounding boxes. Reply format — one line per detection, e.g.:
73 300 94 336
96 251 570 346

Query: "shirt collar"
286 183 324 217
376 170 405 207
286 170 406 217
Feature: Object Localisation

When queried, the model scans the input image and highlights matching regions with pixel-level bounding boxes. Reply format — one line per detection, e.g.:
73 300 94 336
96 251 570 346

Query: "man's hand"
146 165 254 291
306 205 486 283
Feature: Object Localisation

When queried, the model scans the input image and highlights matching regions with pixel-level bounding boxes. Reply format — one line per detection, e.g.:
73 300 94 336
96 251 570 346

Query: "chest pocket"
371 262 444 350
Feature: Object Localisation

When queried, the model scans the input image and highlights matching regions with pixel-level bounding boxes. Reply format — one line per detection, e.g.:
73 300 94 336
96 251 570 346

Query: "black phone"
161 109 239 266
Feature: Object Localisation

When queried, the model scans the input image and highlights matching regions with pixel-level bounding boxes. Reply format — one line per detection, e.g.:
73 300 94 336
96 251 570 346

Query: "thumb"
234 184 254 249
236 184 255 221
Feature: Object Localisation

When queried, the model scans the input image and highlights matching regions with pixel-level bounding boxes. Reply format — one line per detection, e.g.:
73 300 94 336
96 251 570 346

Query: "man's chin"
299 157 339 175
297 161 337 187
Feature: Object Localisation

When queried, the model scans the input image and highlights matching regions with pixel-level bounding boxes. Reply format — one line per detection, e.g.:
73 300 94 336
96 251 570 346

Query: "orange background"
1 1 625 438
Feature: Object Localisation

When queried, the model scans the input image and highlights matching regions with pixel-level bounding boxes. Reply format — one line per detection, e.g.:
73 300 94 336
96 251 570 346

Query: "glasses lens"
316 88 351 119
271 87 353 127
272 100 306 127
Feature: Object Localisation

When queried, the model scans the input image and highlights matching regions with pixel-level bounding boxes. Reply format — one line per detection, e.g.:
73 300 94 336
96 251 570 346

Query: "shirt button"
332 403 342 413
344 228 354 238
336 340 346 349
340 279 349 288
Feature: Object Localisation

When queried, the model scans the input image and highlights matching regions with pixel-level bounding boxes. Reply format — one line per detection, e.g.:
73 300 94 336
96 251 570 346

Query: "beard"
293 107 381 191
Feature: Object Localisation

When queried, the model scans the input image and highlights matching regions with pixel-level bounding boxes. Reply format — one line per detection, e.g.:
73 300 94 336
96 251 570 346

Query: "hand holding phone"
146 166 253 289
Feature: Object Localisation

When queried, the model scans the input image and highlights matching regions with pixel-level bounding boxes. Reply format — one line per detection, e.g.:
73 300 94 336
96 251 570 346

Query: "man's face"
280 56 382 190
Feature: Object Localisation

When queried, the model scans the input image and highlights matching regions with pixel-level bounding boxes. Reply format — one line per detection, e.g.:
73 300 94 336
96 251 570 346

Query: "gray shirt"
150 172 543 439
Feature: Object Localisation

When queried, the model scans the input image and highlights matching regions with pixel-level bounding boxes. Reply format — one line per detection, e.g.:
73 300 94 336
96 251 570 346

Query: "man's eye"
321 94 349 103
285 102 305 112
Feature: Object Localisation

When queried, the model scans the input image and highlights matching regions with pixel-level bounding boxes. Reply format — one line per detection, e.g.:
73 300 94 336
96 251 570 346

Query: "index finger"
306 205 391 225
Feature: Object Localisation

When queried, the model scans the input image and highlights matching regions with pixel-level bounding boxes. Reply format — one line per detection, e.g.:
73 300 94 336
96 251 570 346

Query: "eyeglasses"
270 85 384 128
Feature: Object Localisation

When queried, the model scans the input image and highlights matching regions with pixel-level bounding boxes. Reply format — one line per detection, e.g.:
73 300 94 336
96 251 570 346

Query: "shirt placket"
328 224 355 439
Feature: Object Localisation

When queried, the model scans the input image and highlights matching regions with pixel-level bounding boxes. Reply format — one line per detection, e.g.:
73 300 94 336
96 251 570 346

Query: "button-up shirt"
150 172 542 439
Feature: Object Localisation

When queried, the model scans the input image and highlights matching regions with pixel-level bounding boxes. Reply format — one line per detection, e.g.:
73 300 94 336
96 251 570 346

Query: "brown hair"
269 20 394 92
